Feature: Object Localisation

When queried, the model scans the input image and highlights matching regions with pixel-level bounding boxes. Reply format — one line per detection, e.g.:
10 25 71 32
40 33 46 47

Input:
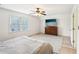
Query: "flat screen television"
45 19 57 27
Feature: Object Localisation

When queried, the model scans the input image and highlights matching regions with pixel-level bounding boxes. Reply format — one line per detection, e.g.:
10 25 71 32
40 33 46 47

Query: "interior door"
72 6 78 49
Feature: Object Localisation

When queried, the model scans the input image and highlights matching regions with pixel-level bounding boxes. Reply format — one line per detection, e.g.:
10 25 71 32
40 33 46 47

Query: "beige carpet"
60 36 76 54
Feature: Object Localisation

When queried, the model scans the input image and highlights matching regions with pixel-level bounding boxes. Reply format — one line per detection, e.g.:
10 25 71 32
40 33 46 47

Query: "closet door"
71 6 78 51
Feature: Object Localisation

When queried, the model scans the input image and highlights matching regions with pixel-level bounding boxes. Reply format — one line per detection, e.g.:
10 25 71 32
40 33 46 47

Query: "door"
73 10 78 49
71 6 78 49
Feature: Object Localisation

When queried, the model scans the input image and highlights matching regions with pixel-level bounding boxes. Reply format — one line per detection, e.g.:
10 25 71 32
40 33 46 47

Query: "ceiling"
0 4 73 15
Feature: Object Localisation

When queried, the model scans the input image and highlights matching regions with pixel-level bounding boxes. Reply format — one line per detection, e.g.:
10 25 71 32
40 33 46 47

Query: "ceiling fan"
30 8 47 16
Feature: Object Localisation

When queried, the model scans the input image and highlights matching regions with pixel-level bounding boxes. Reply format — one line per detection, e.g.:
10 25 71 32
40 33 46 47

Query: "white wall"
0 7 41 41
40 14 71 37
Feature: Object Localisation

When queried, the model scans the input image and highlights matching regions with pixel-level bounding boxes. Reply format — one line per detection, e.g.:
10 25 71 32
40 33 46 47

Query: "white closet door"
73 9 78 49
72 6 78 49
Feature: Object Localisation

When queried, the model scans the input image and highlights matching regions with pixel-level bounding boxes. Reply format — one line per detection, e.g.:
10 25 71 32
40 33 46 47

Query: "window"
10 16 28 32
20 17 28 31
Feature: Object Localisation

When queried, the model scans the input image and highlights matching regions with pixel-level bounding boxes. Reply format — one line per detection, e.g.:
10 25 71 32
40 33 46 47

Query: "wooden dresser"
45 26 58 35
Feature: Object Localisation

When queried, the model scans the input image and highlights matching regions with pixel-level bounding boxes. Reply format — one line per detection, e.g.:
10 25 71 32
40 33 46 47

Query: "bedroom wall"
40 14 71 37
0 7 41 41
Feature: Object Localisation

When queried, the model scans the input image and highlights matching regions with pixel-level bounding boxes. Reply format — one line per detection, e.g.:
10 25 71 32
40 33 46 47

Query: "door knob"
73 28 75 30
78 26 79 30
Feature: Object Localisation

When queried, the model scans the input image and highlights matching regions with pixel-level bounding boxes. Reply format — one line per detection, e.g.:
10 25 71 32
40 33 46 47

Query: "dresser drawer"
45 26 58 35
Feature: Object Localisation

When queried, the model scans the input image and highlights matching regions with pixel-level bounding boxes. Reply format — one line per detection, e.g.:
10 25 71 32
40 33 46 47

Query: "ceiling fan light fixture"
30 7 46 16
36 13 41 16
36 10 40 13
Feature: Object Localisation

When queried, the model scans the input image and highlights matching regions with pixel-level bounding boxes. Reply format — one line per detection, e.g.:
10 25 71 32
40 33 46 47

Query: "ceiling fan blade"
41 11 45 13
42 14 46 15
40 12 46 15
